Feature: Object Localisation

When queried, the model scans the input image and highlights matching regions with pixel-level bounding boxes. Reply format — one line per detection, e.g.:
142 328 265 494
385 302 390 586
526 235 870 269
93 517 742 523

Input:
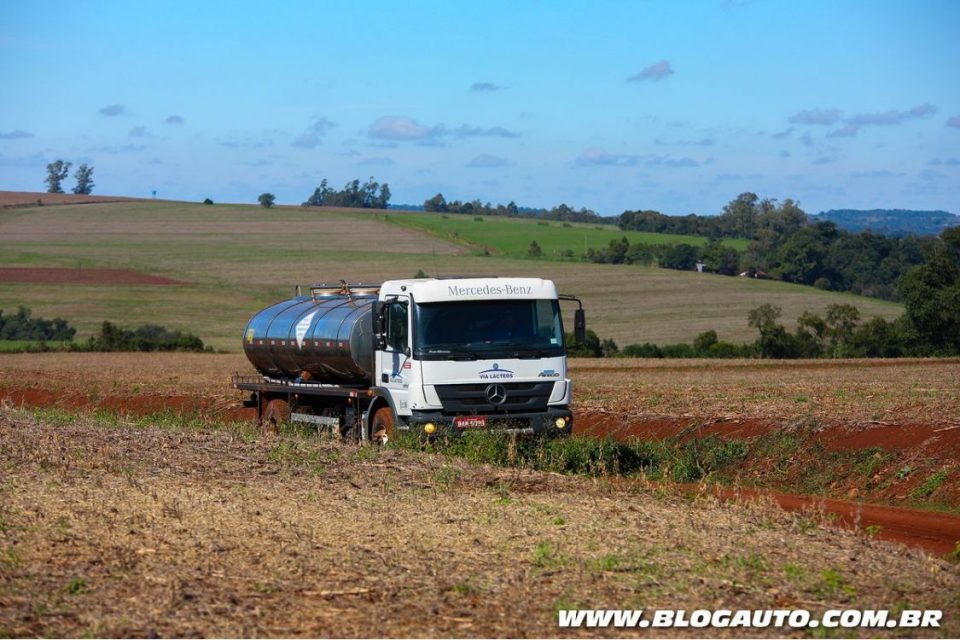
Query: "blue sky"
1 0 958 216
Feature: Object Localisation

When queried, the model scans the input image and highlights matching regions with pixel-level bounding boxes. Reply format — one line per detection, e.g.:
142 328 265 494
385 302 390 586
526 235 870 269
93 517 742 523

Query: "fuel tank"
242 291 376 385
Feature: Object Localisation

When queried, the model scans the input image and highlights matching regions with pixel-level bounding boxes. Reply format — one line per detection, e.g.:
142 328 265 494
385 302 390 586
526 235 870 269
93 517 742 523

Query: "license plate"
454 415 487 429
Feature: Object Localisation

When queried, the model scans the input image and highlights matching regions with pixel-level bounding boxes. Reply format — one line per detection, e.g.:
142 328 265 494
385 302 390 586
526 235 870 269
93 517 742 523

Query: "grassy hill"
383 210 749 258
0 199 901 351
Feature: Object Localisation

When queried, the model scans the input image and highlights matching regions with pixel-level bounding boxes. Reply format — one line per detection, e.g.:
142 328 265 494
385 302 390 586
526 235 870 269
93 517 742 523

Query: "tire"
371 406 394 445
262 398 290 435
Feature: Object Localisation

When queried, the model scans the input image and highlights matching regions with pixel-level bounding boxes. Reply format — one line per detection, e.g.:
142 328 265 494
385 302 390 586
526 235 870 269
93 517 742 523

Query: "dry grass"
1 408 957 638
1 353 957 428
571 357 960 427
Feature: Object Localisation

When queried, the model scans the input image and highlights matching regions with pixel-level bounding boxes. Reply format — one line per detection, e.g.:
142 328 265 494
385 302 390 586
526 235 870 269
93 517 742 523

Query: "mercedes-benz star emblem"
485 383 507 405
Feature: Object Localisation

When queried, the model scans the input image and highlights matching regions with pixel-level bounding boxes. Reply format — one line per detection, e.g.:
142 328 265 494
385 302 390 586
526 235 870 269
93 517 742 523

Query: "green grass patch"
394 431 747 481
911 469 948 500
384 211 749 258
0 336 73 352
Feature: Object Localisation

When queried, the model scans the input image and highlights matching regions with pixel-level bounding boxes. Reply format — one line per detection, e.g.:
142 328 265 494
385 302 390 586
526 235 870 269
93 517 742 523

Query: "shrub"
0 306 76 341
258 193 276 208
76 321 209 352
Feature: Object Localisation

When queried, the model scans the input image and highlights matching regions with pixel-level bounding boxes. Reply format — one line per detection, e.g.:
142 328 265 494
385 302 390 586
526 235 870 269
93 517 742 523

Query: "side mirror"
574 309 586 345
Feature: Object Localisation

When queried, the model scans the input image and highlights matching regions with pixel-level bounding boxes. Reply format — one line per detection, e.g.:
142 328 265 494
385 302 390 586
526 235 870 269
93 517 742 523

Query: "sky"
1 0 958 217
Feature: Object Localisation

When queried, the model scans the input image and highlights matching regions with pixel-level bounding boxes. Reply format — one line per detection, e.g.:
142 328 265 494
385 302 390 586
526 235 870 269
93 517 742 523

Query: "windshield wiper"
423 347 479 360
499 342 555 358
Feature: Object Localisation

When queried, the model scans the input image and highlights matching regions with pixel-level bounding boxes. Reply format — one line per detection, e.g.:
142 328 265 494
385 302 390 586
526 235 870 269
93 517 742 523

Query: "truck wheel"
371 406 394 445
262 398 289 434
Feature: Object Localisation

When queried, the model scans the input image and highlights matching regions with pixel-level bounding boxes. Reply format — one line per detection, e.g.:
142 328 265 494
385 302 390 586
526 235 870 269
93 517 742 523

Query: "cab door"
375 296 411 415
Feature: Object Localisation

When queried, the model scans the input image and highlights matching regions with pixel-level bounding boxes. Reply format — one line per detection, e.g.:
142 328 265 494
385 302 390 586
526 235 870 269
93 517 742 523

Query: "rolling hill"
0 194 901 351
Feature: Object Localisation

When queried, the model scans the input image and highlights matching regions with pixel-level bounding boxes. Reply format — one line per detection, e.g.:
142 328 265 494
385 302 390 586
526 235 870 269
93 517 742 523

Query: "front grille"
434 381 553 414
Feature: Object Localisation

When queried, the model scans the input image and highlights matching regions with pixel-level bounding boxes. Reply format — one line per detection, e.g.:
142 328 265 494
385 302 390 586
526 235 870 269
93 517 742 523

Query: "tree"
377 183 391 209
528 240 542 258
72 163 95 195
424 193 447 213
693 330 719 354
747 303 801 358
258 193 276 208
748 304 782 336
659 243 699 270
45 160 72 194
825 303 861 356
898 230 960 354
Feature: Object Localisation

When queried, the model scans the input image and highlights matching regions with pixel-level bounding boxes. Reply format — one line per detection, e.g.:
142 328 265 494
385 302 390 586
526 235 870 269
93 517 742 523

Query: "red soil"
706 486 960 556
574 410 960 459
0 267 185 285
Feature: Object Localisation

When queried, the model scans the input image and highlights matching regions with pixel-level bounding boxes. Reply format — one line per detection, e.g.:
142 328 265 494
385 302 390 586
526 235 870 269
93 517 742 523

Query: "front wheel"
371 406 394 445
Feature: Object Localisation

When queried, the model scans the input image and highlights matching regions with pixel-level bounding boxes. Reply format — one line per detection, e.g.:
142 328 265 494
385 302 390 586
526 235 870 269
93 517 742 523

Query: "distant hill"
812 209 959 237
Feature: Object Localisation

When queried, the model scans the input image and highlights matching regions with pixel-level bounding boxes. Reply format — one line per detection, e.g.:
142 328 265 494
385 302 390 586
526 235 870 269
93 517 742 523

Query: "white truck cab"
372 277 578 437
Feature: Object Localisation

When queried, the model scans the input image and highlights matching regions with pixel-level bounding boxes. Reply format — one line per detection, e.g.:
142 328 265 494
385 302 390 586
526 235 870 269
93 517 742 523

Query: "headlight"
424 422 436 434
555 417 568 429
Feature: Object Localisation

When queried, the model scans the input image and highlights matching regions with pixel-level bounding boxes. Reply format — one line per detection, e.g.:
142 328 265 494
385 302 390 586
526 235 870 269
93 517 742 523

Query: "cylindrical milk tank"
242 294 375 384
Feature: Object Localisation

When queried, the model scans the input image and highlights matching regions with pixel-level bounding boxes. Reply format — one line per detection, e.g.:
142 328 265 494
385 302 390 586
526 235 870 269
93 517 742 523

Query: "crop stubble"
1 409 957 638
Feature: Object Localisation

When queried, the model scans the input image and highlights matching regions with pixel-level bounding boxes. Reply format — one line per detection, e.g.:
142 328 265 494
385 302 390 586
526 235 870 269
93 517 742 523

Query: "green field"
384 211 749 258
0 340 45 353
0 200 902 351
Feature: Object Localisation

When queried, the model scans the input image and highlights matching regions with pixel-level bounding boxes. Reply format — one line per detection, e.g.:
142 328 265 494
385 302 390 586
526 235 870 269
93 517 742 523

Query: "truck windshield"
413 299 565 360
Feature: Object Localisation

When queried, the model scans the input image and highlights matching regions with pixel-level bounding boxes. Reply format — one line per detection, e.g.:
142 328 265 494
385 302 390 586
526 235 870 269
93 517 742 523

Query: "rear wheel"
262 398 289 434
371 406 394 445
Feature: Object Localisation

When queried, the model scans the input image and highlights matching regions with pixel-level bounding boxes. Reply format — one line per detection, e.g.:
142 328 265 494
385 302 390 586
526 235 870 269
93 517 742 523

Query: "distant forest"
811 209 959 237
417 191 952 302
609 193 939 301
300 179 957 303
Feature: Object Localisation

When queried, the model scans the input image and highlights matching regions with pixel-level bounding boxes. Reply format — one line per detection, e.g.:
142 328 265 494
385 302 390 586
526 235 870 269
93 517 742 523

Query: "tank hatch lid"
310 281 381 298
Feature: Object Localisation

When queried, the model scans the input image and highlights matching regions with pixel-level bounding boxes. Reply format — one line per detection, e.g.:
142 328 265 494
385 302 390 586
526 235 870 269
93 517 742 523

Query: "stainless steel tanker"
242 284 379 385
234 277 583 441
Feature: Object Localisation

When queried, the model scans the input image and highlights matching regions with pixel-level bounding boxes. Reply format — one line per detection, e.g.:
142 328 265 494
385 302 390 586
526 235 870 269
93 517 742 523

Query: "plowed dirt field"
1 353 959 637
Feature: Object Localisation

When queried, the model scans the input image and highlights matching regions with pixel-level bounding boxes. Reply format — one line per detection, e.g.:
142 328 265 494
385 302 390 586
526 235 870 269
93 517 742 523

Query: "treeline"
569 233 960 359
618 193 936 300
423 193 613 225
0 307 210 353
303 177 391 209
77 322 210 352
582 237 741 273
0 306 76 341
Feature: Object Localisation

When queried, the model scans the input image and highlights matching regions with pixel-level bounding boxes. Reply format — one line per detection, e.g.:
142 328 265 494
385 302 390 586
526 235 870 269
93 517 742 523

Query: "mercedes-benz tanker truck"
233 277 585 442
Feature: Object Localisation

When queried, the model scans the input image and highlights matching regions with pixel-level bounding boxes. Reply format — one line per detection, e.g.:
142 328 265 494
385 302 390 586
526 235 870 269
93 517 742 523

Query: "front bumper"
405 407 573 437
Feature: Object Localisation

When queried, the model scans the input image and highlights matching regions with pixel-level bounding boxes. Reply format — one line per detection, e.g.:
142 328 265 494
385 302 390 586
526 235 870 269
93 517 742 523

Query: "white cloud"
466 154 510 168
369 116 440 141
292 117 336 149
99 104 126 117
627 60 674 82
788 109 841 126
